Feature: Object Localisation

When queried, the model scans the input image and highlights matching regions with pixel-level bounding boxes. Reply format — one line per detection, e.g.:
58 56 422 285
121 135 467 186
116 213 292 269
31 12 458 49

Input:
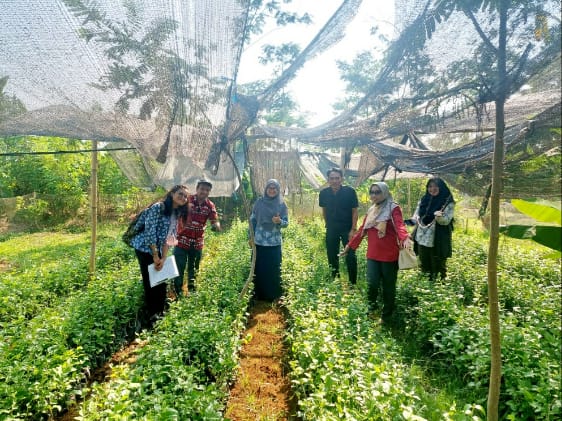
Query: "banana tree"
501 199 561 258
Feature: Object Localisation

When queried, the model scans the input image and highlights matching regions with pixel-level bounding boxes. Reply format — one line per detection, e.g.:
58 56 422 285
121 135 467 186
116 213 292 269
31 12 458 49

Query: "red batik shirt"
176 195 218 250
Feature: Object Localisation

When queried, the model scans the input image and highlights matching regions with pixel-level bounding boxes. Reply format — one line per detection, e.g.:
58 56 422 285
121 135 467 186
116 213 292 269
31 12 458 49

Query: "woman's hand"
434 210 443 217
401 238 412 249
338 245 350 257
153 255 163 271
272 213 281 224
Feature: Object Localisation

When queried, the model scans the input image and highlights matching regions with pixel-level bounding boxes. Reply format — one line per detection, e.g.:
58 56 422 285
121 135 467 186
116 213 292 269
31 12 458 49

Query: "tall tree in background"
254 42 307 126
244 0 311 41
334 51 382 116
241 1 312 127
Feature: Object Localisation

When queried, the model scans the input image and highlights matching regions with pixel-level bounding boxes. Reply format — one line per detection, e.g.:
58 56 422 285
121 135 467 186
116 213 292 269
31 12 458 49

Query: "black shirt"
319 185 358 231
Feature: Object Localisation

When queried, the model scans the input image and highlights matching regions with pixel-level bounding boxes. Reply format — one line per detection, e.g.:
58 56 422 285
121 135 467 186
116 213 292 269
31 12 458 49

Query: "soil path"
225 300 297 420
55 297 295 420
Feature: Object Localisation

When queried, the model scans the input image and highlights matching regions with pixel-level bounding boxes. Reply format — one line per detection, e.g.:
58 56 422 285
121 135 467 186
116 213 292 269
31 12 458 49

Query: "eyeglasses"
176 191 188 198
370 190 382 195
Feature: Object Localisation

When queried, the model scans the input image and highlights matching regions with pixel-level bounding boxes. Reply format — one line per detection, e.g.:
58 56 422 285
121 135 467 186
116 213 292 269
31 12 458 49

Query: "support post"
89 140 98 280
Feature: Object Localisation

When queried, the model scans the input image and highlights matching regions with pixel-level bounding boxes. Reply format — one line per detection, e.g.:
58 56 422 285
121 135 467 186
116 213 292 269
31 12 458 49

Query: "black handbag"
411 225 419 255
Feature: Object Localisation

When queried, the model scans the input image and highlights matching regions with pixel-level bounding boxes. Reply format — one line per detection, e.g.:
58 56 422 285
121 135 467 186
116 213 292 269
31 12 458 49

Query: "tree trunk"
89 140 98 280
487 0 508 419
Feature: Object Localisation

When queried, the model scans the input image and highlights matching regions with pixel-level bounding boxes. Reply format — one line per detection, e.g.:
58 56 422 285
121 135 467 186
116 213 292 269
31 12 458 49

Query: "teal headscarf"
252 179 286 231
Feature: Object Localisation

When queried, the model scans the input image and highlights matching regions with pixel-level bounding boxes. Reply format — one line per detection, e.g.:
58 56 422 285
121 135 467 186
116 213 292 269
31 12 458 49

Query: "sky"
237 0 395 126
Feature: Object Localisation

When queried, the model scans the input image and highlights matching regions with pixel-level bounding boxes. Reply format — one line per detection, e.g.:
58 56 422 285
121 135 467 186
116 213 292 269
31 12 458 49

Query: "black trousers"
135 249 168 319
173 246 202 294
366 259 398 322
418 244 447 281
326 228 357 284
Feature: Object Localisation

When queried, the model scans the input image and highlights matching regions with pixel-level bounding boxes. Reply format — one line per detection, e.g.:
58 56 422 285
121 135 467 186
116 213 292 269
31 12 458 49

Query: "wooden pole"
89 140 98 280
407 178 411 217
487 1 508 418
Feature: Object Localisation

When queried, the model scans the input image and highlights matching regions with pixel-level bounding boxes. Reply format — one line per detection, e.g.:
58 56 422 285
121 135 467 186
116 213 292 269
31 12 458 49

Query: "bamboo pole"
89 140 98 280
407 178 411 216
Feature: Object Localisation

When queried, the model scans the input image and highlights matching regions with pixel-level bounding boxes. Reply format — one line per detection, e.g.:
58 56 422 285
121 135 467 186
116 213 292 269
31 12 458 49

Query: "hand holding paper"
148 255 179 288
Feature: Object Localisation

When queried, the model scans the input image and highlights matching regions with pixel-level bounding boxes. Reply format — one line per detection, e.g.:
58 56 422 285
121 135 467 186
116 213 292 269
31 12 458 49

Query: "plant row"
0 231 133 326
75 221 251 420
396 233 561 420
0 238 144 420
281 220 483 420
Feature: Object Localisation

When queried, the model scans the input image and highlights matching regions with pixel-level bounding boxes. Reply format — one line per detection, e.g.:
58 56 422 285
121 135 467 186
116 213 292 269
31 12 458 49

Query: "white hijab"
363 182 397 237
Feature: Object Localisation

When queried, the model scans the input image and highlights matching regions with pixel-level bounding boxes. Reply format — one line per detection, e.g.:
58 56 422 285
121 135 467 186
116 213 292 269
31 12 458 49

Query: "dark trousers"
326 228 357 284
135 249 167 320
418 245 447 281
173 246 202 295
253 245 283 302
366 259 398 322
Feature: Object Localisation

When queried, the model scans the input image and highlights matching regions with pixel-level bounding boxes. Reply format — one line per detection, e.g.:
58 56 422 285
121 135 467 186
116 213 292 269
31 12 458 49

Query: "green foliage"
0 232 90 323
500 224 561 252
97 152 134 194
282 219 484 420
279 220 559 420
396 232 561 420
64 0 202 127
0 229 144 419
511 199 561 224
0 137 86 198
1 218 558 419
0 76 26 124
0 136 137 228
78 221 251 419
245 0 311 42
239 42 308 127
500 199 562 254
12 196 52 228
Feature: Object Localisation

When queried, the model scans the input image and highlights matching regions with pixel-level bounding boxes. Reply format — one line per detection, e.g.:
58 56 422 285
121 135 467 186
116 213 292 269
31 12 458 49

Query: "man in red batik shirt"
173 180 221 295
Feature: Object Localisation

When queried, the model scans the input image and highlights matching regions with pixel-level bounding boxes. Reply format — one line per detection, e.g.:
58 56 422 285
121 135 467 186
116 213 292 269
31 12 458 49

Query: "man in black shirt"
319 168 358 284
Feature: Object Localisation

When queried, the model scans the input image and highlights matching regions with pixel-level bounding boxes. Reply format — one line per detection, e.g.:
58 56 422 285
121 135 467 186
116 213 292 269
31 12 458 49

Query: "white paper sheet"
148 255 179 288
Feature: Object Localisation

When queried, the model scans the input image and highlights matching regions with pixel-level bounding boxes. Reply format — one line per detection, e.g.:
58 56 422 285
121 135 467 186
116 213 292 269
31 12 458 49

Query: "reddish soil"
55 297 296 420
225 300 297 420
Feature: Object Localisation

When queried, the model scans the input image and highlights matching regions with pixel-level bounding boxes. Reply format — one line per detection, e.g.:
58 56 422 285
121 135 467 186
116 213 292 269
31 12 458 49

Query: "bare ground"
225 300 298 421
53 293 297 420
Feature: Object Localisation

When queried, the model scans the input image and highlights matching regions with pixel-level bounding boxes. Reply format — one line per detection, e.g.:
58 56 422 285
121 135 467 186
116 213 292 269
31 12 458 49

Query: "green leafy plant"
78 221 251 420
282 219 483 420
500 199 561 256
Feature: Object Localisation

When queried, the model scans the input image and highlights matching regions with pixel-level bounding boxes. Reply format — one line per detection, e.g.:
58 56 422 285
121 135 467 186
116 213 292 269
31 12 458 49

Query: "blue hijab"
252 179 286 231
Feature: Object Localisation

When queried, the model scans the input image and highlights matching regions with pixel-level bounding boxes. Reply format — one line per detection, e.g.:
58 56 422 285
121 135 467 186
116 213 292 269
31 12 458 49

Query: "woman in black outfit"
411 177 455 281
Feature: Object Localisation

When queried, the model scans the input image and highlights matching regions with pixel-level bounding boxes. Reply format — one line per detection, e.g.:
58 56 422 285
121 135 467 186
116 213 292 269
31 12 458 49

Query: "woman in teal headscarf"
249 179 289 302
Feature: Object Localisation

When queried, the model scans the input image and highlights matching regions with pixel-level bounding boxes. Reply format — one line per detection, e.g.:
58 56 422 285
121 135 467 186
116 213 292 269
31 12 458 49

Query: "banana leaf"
511 199 562 225
500 224 562 251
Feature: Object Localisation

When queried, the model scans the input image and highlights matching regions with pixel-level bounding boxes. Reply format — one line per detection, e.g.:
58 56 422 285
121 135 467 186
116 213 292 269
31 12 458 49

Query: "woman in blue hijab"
249 179 289 301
